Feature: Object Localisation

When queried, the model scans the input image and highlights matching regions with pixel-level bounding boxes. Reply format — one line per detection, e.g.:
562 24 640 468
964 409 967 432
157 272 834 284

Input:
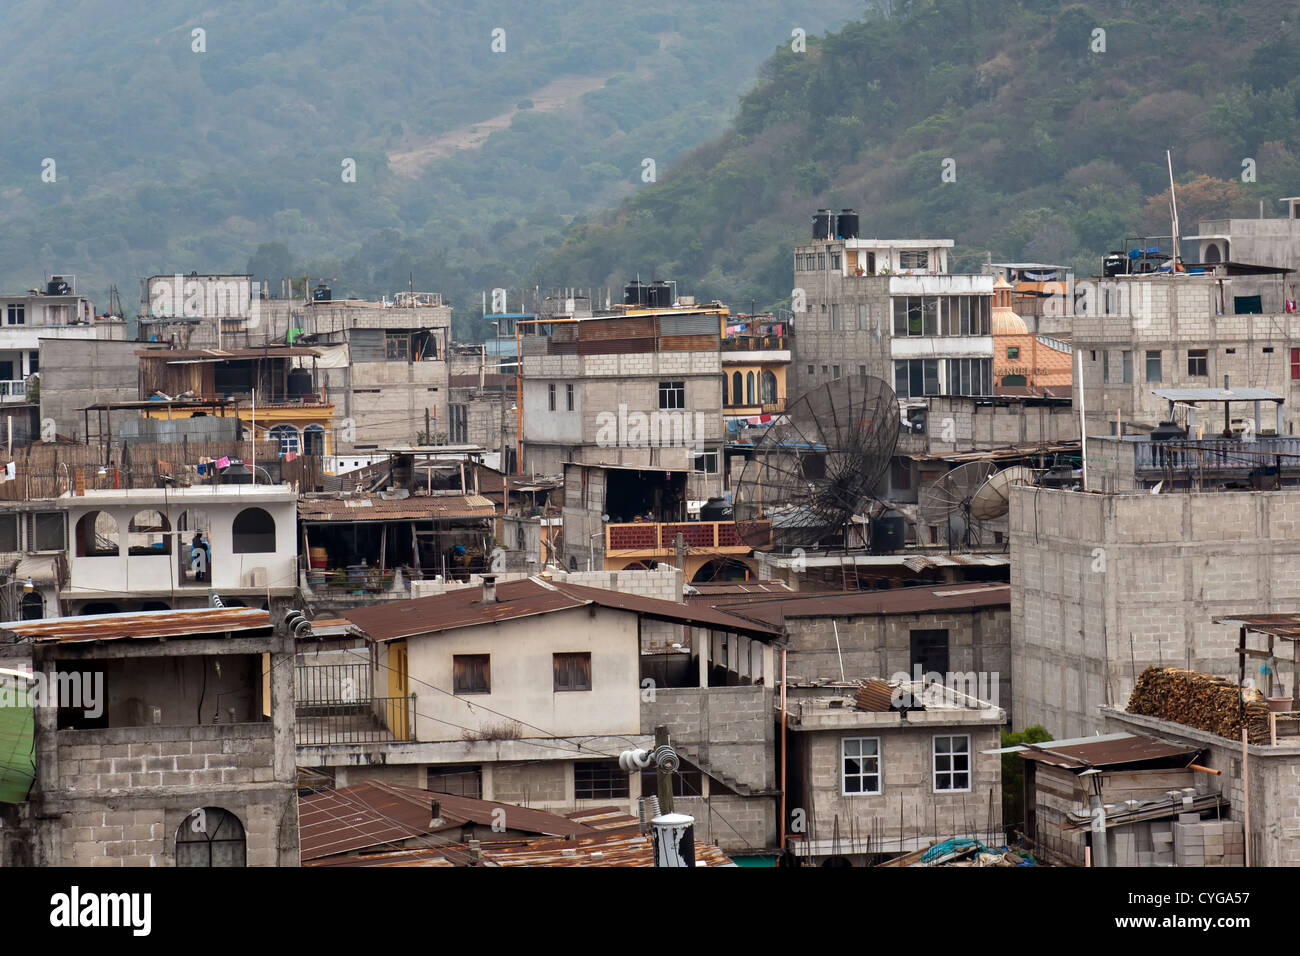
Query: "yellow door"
387 643 410 739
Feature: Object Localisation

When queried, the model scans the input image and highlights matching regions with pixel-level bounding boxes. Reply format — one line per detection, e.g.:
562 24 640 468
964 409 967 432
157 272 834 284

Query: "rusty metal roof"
298 780 595 862
298 494 496 522
1016 734 1200 771
480 830 735 867
1213 614 1300 640
136 346 320 361
702 583 1011 628
855 679 897 712
304 848 457 867
343 577 780 643
1 607 271 644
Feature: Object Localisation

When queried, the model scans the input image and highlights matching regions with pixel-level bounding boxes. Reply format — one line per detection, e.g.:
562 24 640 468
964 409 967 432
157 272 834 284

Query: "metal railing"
722 335 787 352
1133 437 1300 473
295 694 414 745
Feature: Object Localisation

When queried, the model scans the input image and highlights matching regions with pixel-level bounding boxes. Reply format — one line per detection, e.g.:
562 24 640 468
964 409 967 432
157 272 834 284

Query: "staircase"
674 744 780 798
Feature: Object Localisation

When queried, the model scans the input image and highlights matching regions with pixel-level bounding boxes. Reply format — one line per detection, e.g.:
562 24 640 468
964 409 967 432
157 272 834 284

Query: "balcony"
0 380 27 402
722 334 787 352
295 662 413 745
606 520 771 554
1133 436 1300 475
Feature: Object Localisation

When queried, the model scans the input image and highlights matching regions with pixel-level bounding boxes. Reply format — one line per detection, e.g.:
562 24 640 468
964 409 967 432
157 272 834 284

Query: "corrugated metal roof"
1152 387 1283 403
479 831 735 867
137 346 320 360
1016 734 1200 771
1213 613 1300 640
702 583 1011 628
343 578 780 643
298 494 496 522
0 607 271 644
299 781 595 861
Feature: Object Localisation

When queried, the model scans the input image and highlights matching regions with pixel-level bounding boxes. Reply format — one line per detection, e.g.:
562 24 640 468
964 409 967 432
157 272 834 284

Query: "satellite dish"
733 376 899 549
970 466 1036 521
917 461 997 549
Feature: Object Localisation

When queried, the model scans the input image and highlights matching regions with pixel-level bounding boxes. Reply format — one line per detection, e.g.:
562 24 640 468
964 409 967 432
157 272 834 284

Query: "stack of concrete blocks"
1174 816 1246 867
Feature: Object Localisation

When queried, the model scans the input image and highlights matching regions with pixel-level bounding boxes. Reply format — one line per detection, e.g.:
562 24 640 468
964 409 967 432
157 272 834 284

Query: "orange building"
991 276 1072 393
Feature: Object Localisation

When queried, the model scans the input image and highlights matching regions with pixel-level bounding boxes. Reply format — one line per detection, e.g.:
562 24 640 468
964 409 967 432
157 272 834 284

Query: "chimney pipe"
481 574 498 604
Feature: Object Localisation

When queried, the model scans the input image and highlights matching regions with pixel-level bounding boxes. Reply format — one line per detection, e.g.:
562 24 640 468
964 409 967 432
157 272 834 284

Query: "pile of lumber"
1127 667 1271 744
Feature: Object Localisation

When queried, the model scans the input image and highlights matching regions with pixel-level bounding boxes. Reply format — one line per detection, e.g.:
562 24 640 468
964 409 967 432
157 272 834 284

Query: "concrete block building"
0 607 299 867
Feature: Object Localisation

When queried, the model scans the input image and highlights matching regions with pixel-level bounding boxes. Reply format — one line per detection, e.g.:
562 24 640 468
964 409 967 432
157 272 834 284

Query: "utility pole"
621 727 695 867
424 407 431 445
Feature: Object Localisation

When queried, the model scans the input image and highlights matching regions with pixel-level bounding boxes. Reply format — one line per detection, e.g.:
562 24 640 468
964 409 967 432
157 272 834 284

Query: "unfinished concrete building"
0 607 299 867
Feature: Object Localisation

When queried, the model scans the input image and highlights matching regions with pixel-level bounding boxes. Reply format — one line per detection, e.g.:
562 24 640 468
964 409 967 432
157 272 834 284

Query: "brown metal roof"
1213 614 1300 640
297 494 496 522
480 831 734 867
855 679 897 712
1017 735 1200 771
343 577 780 643
1 607 271 644
304 848 457 867
702 584 1012 628
136 346 320 360
298 780 596 861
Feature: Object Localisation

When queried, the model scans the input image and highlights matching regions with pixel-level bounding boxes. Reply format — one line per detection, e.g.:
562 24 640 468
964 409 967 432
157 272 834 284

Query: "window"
267 423 300 455
548 383 556 411
1146 350 1162 383
1188 349 1208 377
857 303 867 329
565 383 574 411
910 629 950 677
385 332 410 361
553 652 592 692
946 358 992 397
574 759 629 799
817 253 826 271
0 514 17 551
890 458 913 491
453 654 490 695
1102 350 1110 383
842 737 881 794
830 304 841 330
302 423 326 455
807 365 814 376
427 765 482 798
933 735 971 792
6 304 24 326
176 807 246 867
640 761 704 798
832 365 841 379
721 374 727 406
658 381 685 410
830 252 841 270
694 449 719 474
74 511 119 557
31 512 65 552
899 250 929 270
1007 346 1019 360
232 507 276 554
128 510 171 555
1122 350 1133 384
894 359 940 398
746 371 755 406
1292 348 1300 380
761 370 777 404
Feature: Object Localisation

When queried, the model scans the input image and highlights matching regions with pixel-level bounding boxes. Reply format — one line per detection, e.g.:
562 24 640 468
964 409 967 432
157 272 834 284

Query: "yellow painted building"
143 402 336 455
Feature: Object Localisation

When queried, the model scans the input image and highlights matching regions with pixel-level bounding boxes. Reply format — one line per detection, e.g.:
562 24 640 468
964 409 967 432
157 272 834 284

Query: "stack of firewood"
1127 667 1271 744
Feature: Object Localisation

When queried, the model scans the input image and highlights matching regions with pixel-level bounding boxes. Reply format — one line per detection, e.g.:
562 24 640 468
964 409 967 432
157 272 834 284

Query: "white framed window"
268 423 300 454
933 734 971 792
899 250 929 270
658 380 685 410
842 736 881 795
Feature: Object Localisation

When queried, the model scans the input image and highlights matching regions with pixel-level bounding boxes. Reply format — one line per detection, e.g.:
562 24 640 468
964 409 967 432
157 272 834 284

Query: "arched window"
1204 243 1221 264
232 507 276 554
721 374 728 406
176 807 246 867
302 423 326 455
74 511 119 557
268 424 300 455
761 370 777 404
731 372 742 407
128 510 171 555
20 592 43 620
746 371 756 406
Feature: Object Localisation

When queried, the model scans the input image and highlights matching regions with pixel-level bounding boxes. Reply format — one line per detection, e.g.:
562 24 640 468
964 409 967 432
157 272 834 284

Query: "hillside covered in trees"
540 0 1300 311
0 0 860 335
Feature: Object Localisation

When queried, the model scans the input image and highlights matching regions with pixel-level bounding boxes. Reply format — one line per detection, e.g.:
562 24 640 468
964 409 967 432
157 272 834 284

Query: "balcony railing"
1133 437 1300 473
606 520 771 552
722 335 787 352
295 694 414 745
0 380 27 401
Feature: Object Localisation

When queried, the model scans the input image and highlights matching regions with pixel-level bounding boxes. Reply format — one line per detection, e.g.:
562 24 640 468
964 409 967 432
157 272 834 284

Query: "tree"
245 242 296 284
1001 724 1052 841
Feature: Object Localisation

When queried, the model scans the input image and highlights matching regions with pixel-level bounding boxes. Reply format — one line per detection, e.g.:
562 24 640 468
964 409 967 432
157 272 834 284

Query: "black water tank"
650 280 672 308
1103 253 1126 278
312 282 331 302
1150 420 1187 442
838 209 859 240
46 277 71 296
220 462 253 485
287 368 313 398
869 510 906 554
624 281 648 306
700 497 732 522
812 209 833 240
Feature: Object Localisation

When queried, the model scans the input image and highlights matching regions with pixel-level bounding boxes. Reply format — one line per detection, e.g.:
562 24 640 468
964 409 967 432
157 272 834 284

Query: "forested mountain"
0 0 861 335
540 0 1300 311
